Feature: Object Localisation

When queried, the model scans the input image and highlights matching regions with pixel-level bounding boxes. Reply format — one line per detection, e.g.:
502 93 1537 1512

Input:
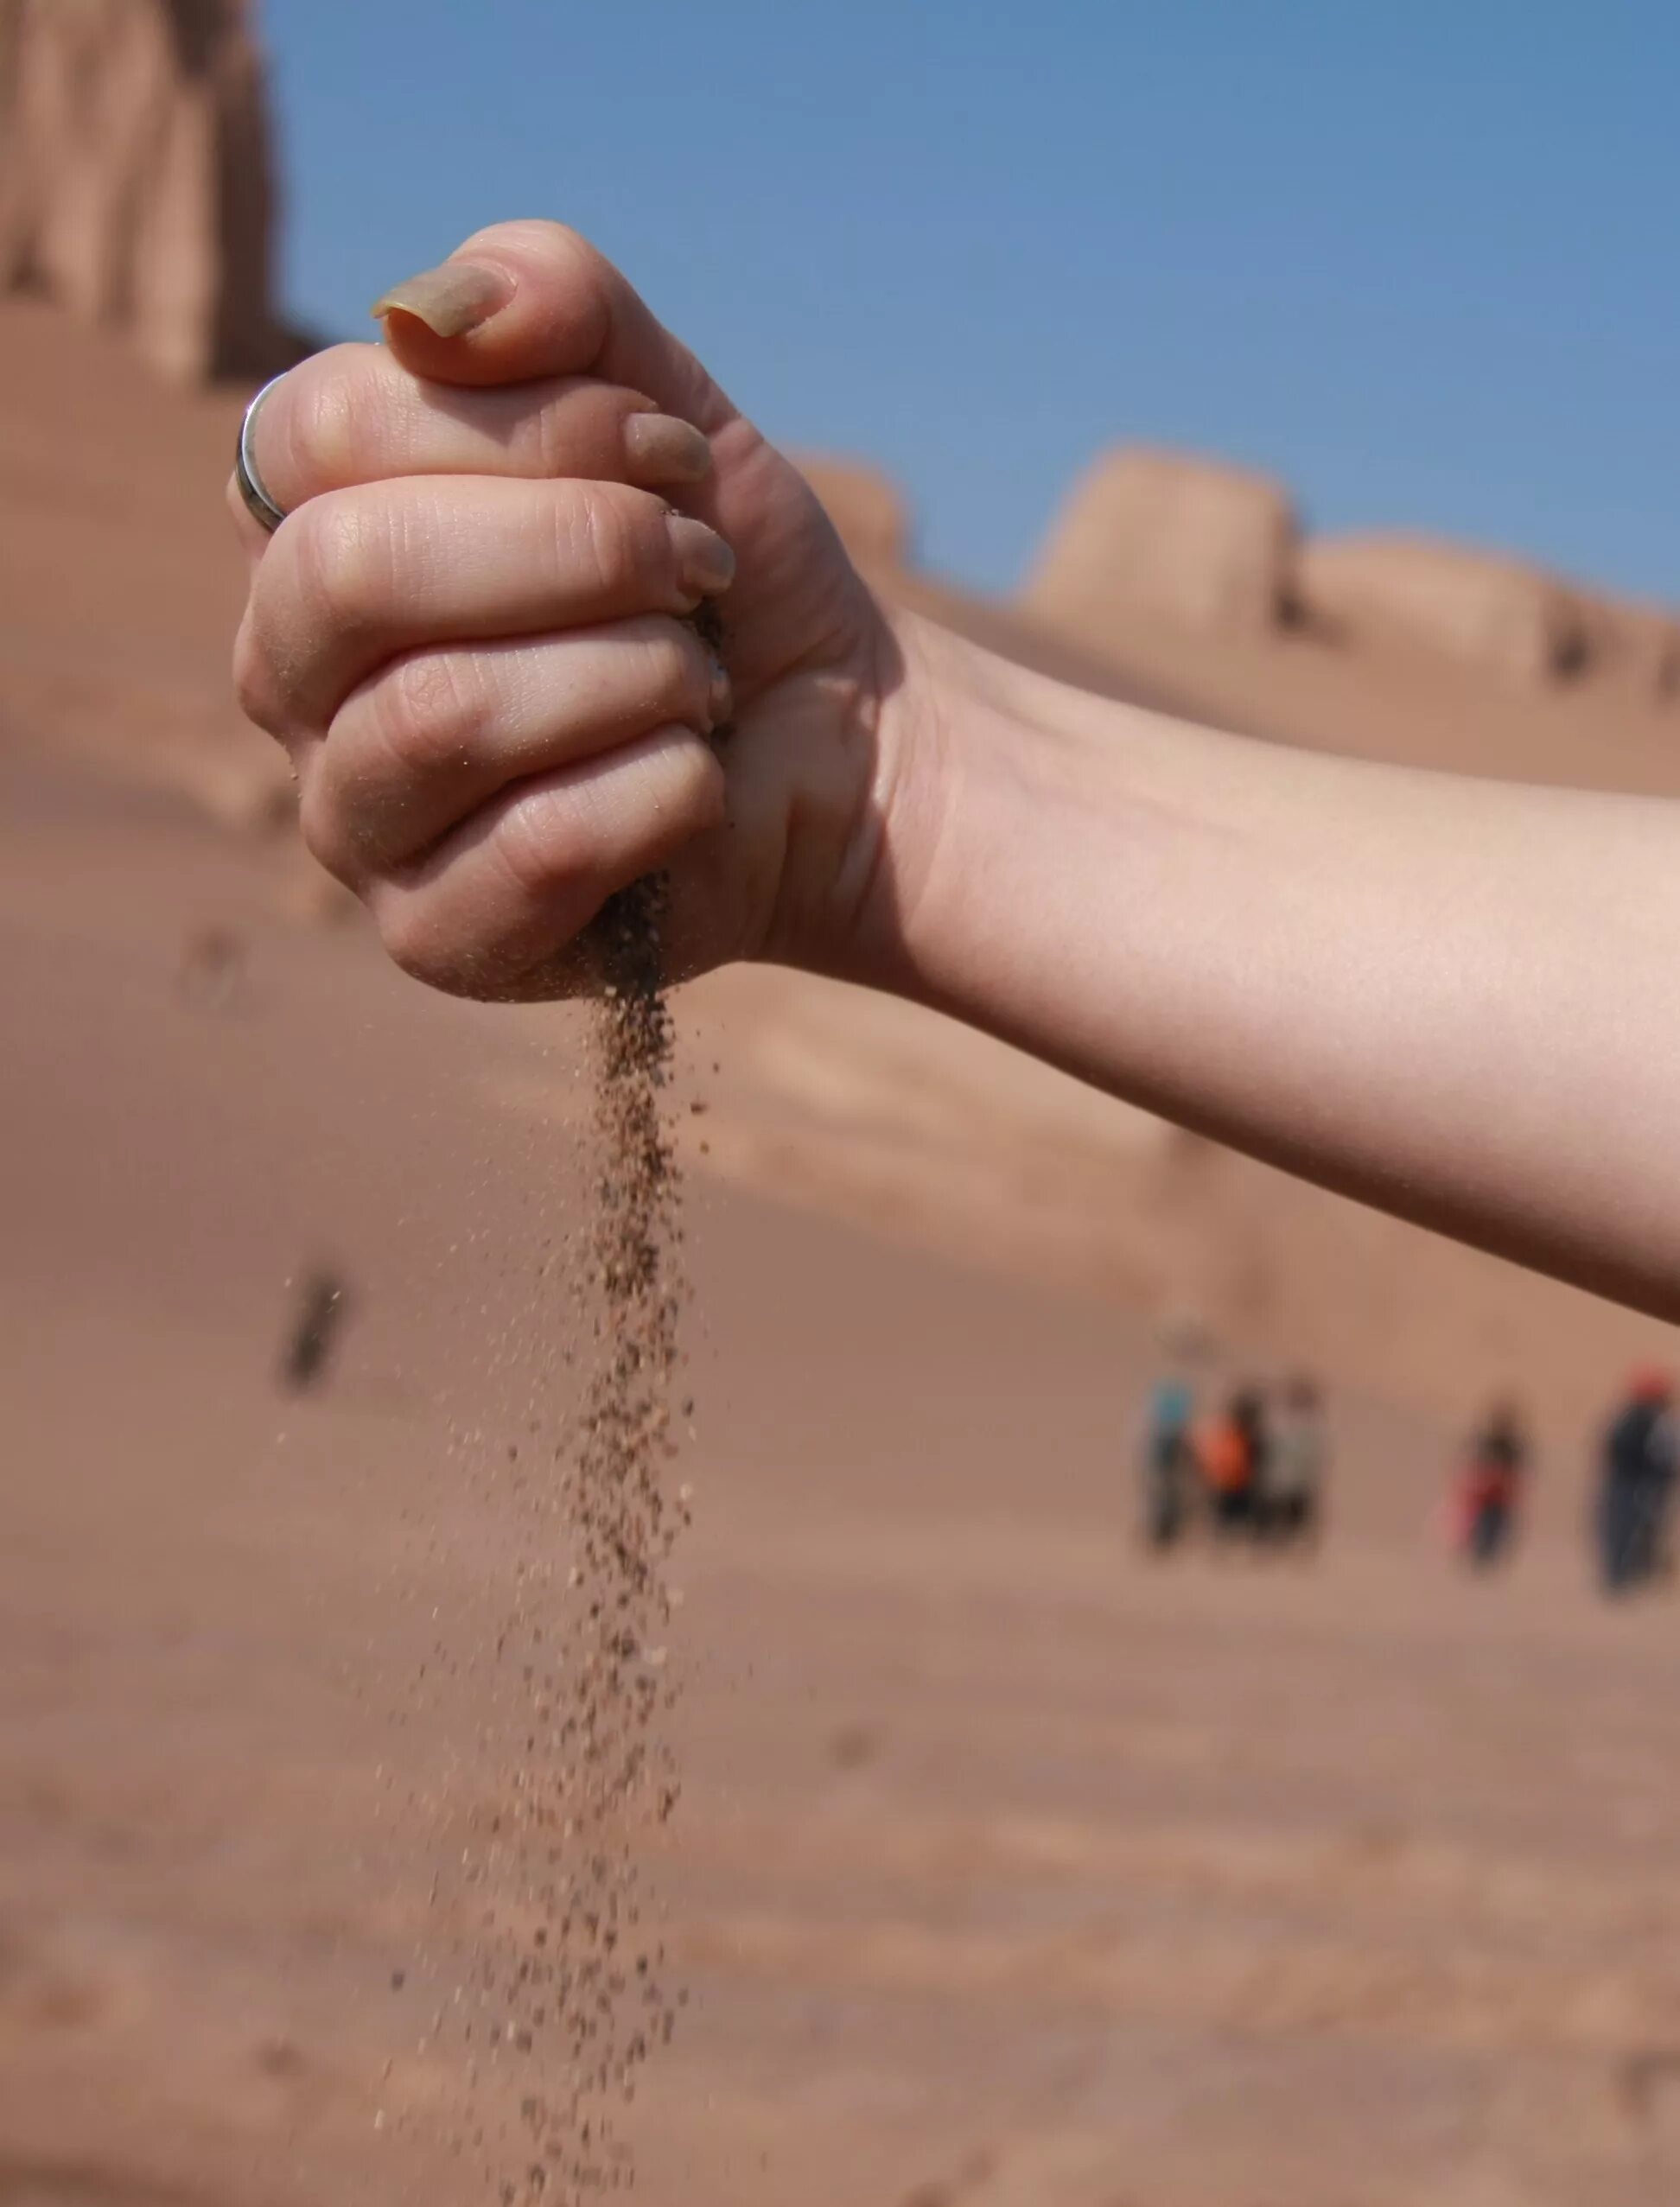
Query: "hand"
229 219 922 998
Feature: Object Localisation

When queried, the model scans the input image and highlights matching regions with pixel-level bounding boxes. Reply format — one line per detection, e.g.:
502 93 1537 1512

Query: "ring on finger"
235 372 292 535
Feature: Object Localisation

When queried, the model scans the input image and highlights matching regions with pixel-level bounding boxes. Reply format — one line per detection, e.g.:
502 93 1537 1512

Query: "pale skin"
229 219 1680 1324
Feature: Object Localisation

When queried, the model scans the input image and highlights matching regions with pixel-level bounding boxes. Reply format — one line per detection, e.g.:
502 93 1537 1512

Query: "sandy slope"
4 750 1680 2207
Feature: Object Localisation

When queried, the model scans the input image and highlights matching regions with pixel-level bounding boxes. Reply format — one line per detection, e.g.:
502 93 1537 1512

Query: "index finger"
238 342 715 519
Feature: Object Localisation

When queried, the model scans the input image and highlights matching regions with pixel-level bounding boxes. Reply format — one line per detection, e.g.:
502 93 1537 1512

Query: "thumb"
370 218 738 436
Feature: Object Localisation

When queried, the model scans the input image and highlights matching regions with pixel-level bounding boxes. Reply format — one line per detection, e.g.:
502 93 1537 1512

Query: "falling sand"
508 607 729 2193
473 875 692 2204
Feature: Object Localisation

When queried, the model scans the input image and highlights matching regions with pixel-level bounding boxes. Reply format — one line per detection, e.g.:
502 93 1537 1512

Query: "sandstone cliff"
1023 447 1298 643
1297 533 1680 699
1022 447 1678 707
1295 532 1589 687
0 0 302 381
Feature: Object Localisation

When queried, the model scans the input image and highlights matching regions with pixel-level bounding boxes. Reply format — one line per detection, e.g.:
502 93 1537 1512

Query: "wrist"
824 608 1142 1017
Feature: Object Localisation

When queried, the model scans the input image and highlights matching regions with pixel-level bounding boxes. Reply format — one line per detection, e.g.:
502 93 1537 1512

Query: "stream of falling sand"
493 874 690 2202
428 612 724 2198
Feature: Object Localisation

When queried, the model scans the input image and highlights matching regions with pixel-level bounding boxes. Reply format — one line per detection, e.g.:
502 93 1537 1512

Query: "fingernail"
669 516 735 599
369 258 512 339
624 412 713 486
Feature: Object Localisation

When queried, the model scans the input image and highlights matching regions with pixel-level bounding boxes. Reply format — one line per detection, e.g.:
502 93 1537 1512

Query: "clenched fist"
229 219 929 999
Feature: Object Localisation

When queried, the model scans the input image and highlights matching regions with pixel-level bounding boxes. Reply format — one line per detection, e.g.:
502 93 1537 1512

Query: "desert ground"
7 736 1680 2207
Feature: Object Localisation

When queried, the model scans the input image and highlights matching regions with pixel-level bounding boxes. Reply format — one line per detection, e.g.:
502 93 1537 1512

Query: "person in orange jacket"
1195 1388 1269 1540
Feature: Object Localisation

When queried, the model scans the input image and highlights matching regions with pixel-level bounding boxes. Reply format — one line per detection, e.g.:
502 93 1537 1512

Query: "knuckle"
295 773 356 884
560 481 663 601
372 650 484 780
372 887 465 995
563 484 632 597
277 347 362 493
491 785 588 904
290 492 393 639
676 633 718 723
230 610 275 731
528 393 576 483
526 383 614 480
469 216 595 280
631 620 710 723
663 732 728 830
377 906 449 991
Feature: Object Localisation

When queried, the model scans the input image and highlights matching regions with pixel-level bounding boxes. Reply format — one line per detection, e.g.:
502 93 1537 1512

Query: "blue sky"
263 1 1676 603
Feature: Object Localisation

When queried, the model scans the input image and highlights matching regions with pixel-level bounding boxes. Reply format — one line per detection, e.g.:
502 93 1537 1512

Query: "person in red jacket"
1449 1402 1530 1570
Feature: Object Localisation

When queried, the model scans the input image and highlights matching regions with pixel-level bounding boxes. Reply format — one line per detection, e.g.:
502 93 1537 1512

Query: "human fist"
229 219 913 998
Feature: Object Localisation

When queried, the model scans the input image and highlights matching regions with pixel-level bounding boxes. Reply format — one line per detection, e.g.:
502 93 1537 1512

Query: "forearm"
851 613 1680 1318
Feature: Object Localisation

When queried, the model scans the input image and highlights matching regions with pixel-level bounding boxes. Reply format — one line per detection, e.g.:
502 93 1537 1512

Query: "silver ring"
235 372 291 534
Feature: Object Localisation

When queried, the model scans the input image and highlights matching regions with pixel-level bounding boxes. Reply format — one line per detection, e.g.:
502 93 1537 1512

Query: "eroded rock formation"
1295 534 1680 699
1295 533 1592 687
1023 446 1297 641
1021 448 1677 705
1576 591 1680 703
0 0 300 381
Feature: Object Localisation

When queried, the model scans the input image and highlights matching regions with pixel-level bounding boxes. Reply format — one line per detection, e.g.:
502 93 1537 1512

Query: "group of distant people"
1142 1360 1679 1595
1141 1373 1328 1553
1445 1367 1677 1594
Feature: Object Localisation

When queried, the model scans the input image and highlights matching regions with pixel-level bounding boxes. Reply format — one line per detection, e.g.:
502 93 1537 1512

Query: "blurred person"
1139 1371 1197 1549
228 223 1680 1331
1596 1367 1677 1594
175 922 245 1011
1452 1402 1530 1570
280 1267 351 1395
1195 1386 1268 1540
1262 1374 1328 1548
